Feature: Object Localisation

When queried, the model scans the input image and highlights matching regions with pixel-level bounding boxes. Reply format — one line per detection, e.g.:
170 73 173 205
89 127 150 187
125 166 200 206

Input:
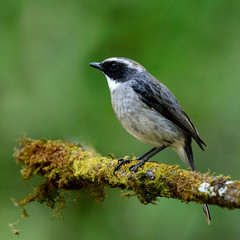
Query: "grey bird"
89 57 211 224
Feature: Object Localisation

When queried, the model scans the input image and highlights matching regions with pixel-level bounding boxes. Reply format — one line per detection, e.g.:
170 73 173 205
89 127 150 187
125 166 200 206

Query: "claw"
129 159 147 173
113 159 131 175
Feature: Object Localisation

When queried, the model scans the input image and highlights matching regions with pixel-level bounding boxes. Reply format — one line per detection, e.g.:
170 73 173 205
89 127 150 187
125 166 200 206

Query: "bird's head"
89 57 147 83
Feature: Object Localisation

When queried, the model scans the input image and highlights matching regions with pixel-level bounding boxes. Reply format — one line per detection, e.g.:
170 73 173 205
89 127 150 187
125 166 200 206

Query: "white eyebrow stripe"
103 57 144 72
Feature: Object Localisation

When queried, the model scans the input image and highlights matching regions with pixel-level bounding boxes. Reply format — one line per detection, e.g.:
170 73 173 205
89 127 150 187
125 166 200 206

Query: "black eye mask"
101 61 137 81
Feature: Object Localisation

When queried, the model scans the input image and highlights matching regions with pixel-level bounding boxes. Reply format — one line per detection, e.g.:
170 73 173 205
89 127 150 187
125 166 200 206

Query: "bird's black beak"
89 62 104 71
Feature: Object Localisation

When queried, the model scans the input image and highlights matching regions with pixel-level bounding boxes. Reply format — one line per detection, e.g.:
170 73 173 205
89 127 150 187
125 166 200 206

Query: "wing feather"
131 78 206 150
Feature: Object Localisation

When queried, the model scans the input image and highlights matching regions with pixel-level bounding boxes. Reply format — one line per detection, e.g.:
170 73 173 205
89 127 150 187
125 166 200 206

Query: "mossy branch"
14 138 240 216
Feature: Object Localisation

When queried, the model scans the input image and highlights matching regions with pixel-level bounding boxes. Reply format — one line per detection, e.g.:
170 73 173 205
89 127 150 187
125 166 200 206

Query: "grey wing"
131 77 207 150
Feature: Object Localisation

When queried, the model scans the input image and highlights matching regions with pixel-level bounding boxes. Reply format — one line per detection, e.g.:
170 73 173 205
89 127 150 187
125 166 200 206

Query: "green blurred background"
1 0 240 239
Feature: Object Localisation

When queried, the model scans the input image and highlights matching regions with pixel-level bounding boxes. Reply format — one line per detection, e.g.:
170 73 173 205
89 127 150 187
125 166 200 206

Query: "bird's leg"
135 147 157 160
113 147 157 175
129 145 168 173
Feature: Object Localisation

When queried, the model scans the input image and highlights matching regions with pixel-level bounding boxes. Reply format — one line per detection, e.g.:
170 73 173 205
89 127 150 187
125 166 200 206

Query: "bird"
89 57 211 224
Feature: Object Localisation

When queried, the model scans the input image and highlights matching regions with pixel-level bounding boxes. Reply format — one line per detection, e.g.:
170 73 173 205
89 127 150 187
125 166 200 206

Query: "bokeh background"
1 0 240 239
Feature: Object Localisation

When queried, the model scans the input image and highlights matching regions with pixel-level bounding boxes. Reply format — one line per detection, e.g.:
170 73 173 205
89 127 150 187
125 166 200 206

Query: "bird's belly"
111 89 185 147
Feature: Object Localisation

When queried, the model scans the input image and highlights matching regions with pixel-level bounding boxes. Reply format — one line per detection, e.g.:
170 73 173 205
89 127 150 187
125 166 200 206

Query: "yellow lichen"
13 138 240 221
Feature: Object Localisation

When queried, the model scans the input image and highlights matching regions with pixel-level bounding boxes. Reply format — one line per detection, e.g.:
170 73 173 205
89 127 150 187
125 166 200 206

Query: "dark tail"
177 139 211 224
202 203 211 225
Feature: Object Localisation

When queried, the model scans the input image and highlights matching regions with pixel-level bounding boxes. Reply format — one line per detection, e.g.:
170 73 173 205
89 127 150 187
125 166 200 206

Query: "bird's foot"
114 158 151 175
129 159 148 173
114 158 133 175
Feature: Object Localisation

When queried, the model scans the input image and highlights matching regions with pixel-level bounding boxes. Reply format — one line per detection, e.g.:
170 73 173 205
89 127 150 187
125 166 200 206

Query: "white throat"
105 75 120 92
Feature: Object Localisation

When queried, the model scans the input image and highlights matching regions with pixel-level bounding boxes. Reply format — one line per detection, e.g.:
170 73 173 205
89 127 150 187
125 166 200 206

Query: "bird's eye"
109 62 119 71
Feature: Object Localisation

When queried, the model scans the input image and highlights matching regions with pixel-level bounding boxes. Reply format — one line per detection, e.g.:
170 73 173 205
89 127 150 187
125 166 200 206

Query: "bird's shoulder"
130 75 183 116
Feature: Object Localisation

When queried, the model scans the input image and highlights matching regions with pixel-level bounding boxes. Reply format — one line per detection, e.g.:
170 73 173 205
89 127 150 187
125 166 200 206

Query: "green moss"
14 138 240 220
15 138 108 216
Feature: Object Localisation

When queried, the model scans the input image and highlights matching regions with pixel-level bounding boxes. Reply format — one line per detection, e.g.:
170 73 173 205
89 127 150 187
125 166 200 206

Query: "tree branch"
14 138 240 215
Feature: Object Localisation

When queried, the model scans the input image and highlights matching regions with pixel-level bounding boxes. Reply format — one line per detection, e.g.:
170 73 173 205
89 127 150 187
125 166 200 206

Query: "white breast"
104 76 186 148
